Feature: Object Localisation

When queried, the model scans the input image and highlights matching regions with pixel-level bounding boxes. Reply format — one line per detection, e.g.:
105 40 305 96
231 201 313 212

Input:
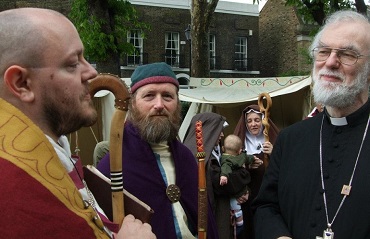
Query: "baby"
219 134 254 229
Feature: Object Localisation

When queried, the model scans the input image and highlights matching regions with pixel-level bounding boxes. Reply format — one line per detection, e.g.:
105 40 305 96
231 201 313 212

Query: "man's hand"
115 214 156 239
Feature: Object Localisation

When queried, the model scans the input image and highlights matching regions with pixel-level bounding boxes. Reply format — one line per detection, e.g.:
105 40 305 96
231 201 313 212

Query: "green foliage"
69 0 149 62
286 0 354 24
299 46 314 66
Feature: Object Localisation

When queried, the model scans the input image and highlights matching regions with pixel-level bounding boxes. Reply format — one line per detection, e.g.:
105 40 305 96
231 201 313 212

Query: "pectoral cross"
341 185 351 196
317 226 334 239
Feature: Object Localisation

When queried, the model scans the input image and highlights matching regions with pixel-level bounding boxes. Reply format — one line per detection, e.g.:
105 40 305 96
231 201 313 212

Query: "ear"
3 66 35 102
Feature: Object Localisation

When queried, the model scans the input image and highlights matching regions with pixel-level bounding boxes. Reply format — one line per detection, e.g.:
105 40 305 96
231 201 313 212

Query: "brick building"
259 0 315 77
122 0 260 79
1 0 261 80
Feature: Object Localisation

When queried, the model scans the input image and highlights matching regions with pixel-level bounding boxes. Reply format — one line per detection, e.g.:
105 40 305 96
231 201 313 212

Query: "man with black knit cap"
97 62 218 239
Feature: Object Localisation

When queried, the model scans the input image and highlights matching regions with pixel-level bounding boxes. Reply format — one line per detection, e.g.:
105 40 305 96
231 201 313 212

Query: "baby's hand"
220 176 228 185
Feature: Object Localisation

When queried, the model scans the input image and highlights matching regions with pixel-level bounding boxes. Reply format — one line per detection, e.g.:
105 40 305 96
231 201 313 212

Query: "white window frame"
209 34 216 69
235 37 248 70
127 30 143 66
165 32 180 67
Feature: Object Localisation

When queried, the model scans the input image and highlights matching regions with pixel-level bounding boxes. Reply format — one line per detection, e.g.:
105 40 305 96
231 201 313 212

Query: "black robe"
253 100 370 238
183 112 250 239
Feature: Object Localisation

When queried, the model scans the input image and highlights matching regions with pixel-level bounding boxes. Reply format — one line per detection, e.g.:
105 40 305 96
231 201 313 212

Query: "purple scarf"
97 122 218 238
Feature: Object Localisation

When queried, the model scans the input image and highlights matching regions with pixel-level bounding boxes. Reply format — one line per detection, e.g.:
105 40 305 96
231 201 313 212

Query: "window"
127 30 143 66
165 32 180 67
235 37 248 70
210 34 216 69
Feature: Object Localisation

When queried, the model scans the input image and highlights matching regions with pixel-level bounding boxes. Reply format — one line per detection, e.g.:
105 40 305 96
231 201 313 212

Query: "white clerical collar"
329 117 348 126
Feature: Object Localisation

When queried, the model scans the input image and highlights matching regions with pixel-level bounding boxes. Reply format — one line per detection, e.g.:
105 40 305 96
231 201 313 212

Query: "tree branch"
355 0 368 14
205 0 219 29
302 0 326 25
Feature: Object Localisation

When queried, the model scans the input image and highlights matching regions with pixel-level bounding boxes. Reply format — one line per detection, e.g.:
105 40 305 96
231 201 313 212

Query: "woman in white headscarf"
234 104 280 239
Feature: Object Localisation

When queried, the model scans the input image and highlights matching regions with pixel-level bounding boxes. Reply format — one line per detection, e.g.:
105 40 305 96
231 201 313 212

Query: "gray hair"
309 10 370 57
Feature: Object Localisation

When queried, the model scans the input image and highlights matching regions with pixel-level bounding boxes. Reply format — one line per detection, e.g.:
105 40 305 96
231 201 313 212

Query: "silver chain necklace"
319 114 370 238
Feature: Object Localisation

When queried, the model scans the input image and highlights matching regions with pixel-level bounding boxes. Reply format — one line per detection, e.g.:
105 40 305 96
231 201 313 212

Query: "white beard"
312 64 369 108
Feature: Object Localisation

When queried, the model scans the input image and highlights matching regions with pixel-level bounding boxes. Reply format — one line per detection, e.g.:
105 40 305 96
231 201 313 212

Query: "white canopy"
178 76 312 140
179 76 312 104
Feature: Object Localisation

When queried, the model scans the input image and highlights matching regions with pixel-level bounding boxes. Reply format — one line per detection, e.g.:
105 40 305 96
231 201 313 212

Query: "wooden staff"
89 73 130 227
257 92 272 168
195 121 207 239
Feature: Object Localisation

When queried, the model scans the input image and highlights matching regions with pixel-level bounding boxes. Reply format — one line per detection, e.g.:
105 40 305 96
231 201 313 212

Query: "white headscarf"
244 109 265 154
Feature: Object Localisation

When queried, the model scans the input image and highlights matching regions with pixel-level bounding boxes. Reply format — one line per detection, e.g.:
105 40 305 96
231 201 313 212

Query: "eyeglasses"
312 47 370 66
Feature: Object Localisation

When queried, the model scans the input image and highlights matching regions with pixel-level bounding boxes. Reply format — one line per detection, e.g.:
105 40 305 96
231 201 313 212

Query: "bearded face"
128 97 182 144
42 81 97 137
312 62 370 108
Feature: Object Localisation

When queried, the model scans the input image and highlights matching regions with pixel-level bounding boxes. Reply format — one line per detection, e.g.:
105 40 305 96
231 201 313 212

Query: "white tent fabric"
93 78 131 141
93 91 116 141
179 76 312 104
178 76 312 140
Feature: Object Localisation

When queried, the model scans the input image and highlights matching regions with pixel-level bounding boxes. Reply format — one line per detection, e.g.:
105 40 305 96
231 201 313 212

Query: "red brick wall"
259 0 312 77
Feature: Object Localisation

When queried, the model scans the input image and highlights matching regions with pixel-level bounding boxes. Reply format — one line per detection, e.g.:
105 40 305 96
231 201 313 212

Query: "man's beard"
312 63 369 108
42 91 97 137
128 103 182 144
